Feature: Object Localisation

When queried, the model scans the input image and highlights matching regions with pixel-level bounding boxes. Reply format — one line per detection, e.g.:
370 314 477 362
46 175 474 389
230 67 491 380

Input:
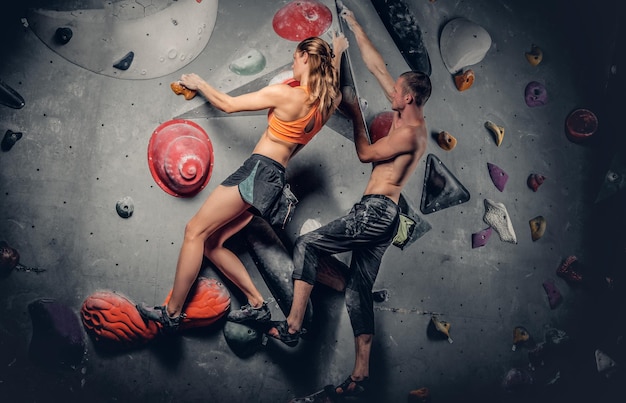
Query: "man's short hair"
400 71 431 106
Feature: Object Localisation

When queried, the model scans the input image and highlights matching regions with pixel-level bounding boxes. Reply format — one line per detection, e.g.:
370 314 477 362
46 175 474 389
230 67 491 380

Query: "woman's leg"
203 211 263 307
166 185 251 317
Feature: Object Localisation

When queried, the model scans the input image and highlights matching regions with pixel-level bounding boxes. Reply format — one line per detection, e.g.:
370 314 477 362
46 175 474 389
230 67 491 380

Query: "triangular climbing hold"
487 162 508 192
420 154 471 214
595 349 618 375
471 227 492 248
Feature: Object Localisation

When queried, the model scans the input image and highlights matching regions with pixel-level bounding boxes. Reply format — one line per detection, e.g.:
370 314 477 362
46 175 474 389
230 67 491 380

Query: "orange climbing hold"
512 326 530 351
81 291 160 347
171 81 197 100
454 69 474 91
163 277 231 329
408 387 431 402
437 131 457 150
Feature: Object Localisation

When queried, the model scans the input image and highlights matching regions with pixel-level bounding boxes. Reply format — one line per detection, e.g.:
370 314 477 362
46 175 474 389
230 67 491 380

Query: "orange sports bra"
267 86 324 145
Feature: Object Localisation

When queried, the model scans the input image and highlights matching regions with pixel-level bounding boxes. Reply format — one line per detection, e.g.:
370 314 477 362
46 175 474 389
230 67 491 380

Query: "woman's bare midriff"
252 130 301 167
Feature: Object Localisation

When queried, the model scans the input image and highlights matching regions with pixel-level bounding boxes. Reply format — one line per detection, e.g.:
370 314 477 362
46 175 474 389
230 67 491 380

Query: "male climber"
267 6 432 398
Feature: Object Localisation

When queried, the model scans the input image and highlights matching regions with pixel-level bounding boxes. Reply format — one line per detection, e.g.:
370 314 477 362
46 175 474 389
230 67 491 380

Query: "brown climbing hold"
512 326 530 351
529 216 546 241
525 44 543 66
484 120 504 146
527 173 546 192
454 69 474 91
431 315 453 343
437 131 457 151
408 387 431 402
171 81 197 100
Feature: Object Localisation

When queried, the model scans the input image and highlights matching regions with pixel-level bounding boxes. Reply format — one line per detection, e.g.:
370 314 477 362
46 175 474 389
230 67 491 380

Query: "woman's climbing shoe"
335 375 369 397
268 320 303 347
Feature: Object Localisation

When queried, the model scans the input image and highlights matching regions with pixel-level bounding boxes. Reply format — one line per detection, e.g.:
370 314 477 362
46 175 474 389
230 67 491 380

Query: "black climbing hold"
54 27 73 45
420 154 471 214
116 196 134 218
0 78 25 109
1 129 23 151
113 51 134 71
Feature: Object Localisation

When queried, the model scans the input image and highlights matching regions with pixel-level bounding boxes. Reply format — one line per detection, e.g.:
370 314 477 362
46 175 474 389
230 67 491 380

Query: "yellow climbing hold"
431 315 453 343
512 326 530 351
485 120 505 146
525 44 543 66
529 216 546 241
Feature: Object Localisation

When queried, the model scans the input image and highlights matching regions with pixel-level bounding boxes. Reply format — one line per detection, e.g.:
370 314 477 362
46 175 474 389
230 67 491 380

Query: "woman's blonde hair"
297 37 339 121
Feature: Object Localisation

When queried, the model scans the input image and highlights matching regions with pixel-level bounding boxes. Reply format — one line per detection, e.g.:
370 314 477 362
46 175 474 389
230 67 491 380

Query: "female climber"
137 33 349 333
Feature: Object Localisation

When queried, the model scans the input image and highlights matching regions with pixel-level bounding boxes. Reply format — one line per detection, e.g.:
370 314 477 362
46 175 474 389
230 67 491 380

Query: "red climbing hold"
148 119 214 197
565 108 598 143
369 111 394 143
272 1 332 42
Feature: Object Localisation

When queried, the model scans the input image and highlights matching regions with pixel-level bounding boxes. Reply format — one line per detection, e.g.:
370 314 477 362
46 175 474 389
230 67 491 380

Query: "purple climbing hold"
28 298 85 367
487 162 508 192
502 367 534 391
525 81 548 107
542 279 562 309
471 227 492 248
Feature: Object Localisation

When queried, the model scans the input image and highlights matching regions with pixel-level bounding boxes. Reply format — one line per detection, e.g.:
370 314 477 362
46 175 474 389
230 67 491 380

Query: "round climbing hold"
115 196 134 218
223 321 263 358
527 173 546 192
565 108 598 143
272 0 332 41
229 49 266 76
54 27 73 45
524 81 548 107
147 119 214 197
437 131 457 151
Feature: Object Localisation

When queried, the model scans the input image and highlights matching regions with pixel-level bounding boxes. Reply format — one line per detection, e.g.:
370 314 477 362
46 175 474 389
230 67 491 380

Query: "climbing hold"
565 108 598 143
1 129 23 151
407 387 431 403
556 255 583 283
484 120 504 146
28 298 85 367
453 69 474 91
115 196 134 219
81 291 160 348
113 51 134 71
487 162 508 192
369 111 394 143
148 119 214 197
525 44 543 66
483 199 517 243
595 151 626 203
595 349 618 376
436 130 457 151
272 0 332 42
525 81 548 107
223 321 263 358
501 368 534 391
420 154 471 214
162 277 230 329
431 315 453 343
372 289 389 302
471 227 492 248
54 27 73 45
542 279 562 309
0 78 25 109
439 18 492 74
545 327 569 346
529 216 546 241
170 81 197 100
512 326 530 351
527 173 546 192
229 48 267 76
0 240 20 277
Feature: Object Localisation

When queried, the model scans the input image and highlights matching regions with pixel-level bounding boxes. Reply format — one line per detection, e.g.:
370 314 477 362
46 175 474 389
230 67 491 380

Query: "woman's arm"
179 73 289 114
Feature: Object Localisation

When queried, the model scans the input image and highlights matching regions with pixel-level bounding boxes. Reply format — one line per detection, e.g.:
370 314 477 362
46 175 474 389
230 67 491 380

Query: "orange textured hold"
454 69 474 91
163 277 230 329
81 291 159 346
170 81 197 100
408 387 431 402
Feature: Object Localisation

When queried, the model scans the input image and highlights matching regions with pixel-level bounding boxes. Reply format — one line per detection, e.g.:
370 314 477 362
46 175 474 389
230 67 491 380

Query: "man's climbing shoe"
136 304 184 335
268 320 304 347
226 302 271 324
335 375 369 397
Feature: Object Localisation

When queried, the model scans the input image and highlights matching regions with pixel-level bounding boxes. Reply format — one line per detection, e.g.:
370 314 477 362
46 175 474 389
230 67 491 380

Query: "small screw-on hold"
116 196 134 218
